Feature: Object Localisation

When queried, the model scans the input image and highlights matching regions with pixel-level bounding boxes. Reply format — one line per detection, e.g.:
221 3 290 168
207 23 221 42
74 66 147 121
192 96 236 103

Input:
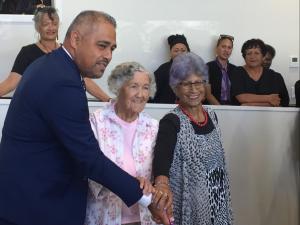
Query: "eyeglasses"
179 80 207 89
219 34 234 41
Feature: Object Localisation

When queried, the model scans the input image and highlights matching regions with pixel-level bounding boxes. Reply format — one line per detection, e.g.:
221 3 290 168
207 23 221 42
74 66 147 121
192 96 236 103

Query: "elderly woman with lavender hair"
152 52 234 225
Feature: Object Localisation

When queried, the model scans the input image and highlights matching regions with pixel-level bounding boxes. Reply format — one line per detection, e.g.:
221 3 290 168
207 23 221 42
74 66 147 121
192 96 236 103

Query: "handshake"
137 176 174 225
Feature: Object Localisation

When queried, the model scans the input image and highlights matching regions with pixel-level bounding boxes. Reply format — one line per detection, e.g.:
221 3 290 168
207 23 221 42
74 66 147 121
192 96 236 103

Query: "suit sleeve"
40 82 143 207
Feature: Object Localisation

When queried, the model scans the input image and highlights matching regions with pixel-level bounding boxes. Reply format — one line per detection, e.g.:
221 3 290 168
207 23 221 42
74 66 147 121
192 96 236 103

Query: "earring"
35 32 40 42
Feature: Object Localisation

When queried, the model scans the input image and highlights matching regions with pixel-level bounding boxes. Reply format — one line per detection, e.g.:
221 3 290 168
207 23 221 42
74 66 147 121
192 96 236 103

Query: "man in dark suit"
0 10 170 225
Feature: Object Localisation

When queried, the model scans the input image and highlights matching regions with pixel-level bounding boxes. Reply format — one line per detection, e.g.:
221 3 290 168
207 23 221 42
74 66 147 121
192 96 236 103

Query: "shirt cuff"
138 193 152 207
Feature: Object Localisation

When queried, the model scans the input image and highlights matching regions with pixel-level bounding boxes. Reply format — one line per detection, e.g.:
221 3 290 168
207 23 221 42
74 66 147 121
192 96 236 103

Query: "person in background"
0 0 18 14
153 52 233 224
231 38 289 106
151 34 216 105
85 62 171 225
295 80 300 107
207 34 236 105
151 34 190 104
16 0 52 14
0 10 170 225
262 44 276 69
0 6 111 101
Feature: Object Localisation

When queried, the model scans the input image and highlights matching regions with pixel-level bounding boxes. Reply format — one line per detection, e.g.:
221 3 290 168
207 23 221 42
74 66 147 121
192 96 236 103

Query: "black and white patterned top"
153 106 233 225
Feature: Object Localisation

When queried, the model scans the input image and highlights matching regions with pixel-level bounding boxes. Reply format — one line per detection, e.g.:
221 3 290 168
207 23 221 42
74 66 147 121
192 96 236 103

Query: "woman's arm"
152 114 179 178
84 78 111 102
236 93 280 106
0 72 21 97
205 84 220 105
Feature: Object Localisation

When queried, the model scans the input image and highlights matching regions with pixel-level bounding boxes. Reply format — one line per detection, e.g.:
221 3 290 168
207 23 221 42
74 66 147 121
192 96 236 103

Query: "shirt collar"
215 57 228 71
61 45 86 82
62 45 73 59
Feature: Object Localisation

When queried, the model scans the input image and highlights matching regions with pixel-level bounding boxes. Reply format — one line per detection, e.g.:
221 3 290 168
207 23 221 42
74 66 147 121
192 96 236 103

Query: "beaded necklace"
179 104 208 127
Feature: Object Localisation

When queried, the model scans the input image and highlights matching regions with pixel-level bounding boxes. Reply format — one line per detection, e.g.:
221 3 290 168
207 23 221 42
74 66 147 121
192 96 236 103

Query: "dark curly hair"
241 38 267 58
265 44 276 58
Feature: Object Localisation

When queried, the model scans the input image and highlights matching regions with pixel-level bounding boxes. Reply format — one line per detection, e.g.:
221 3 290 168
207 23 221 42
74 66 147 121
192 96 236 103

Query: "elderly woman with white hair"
152 52 234 225
85 62 168 225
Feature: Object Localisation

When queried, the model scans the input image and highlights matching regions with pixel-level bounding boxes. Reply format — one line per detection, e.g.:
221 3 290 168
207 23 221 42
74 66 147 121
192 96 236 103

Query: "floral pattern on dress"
85 102 158 225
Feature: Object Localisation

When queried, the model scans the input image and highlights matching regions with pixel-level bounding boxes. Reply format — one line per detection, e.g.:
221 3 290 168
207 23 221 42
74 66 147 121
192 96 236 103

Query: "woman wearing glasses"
207 34 236 105
152 52 233 225
0 6 111 101
231 38 289 106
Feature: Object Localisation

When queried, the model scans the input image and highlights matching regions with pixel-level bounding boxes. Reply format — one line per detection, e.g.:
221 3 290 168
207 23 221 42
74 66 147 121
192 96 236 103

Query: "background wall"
0 0 299 103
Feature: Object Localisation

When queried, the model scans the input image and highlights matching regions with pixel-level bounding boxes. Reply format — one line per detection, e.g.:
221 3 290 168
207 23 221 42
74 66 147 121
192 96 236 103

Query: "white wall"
0 0 299 102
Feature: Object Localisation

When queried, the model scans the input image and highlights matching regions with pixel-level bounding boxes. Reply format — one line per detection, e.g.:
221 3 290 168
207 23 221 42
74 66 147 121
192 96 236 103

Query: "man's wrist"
138 193 152 207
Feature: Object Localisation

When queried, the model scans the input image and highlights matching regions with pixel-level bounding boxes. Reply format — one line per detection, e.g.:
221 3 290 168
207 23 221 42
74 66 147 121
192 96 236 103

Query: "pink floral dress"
85 102 158 225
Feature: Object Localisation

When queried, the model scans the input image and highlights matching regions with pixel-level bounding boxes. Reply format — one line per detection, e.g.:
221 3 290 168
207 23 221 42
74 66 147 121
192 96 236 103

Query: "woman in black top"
231 39 289 106
207 35 236 105
0 7 110 101
151 34 190 104
152 52 233 225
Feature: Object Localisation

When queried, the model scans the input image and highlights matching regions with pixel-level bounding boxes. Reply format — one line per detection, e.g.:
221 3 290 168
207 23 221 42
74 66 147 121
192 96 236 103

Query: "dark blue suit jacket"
0 48 143 225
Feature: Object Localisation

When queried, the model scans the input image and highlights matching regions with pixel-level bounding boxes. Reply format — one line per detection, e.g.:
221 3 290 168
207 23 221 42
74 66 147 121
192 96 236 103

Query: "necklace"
39 41 59 53
179 104 208 127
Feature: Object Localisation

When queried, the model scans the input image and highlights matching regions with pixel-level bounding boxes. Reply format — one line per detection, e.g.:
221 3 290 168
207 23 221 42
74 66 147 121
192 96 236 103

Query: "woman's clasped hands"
136 176 174 225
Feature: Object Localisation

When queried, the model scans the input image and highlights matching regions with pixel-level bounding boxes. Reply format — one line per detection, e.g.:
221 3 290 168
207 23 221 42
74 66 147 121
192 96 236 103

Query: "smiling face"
37 13 59 41
216 38 233 61
244 47 264 68
175 73 206 108
117 71 151 117
71 21 117 79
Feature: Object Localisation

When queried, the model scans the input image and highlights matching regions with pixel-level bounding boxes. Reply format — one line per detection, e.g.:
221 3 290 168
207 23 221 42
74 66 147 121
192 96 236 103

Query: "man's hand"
136 176 155 195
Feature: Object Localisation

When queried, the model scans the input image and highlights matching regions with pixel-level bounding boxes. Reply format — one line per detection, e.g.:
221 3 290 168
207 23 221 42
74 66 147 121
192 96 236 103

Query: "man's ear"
70 31 81 49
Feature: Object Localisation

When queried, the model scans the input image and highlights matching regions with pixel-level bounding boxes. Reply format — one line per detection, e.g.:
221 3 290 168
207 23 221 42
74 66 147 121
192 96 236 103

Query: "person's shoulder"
161 112 179 124
228 62 237 68
203 105 216 116
234 66 243 70
89 104 110 123
231 66 244 74
17 44 43 59
20 43 39 51
265 68 284 80
159 112 180 133
206 60 216 66
267 68 281 75
155 61 171 72
203 106 219 124
232 66 244 73
206 60 217 69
